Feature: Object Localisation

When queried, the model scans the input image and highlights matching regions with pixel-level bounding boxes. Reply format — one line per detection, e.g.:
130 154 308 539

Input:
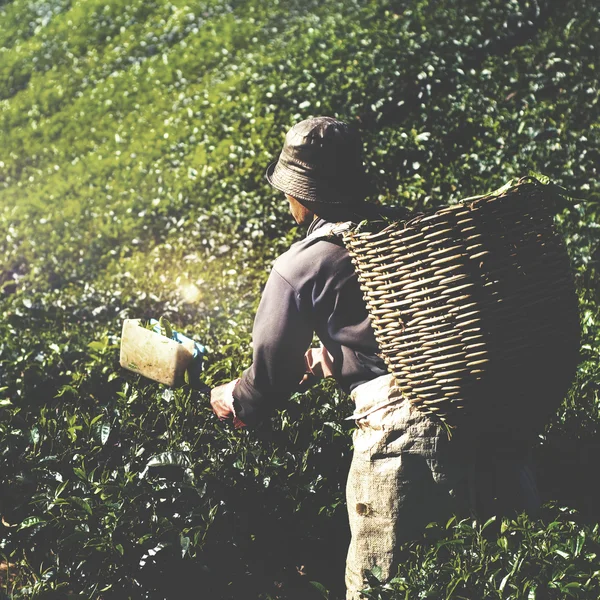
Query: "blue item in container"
149 319 208 391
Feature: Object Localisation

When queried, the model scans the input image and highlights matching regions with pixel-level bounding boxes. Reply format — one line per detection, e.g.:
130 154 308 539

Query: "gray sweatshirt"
232 218 387 426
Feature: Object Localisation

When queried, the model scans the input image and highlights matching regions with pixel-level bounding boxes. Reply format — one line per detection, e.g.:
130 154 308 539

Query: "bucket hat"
266 117 373 216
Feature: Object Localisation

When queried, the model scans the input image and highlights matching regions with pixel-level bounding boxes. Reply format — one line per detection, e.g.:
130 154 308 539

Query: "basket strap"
345 395 404 421
305 221 354 246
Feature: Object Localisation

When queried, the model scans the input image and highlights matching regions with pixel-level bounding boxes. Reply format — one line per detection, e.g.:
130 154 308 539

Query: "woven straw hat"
266 117 371 216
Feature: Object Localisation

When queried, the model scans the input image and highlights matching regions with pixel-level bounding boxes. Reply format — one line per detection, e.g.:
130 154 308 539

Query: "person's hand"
210 379 245 427
297 371 318 392
210 381 236 421
303 346 334 378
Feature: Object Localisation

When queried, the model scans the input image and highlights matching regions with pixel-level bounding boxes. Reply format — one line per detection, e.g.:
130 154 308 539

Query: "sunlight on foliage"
0 0 599 597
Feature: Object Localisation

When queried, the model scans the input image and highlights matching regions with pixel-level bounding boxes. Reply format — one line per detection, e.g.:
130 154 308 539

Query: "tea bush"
361 507 600 600
1 0 599 597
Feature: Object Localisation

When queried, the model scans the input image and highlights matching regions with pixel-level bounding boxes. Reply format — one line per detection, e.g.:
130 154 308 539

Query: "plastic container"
120 319 200 387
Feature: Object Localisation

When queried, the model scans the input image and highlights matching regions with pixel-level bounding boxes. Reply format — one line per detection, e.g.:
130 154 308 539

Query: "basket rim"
344 176 547 242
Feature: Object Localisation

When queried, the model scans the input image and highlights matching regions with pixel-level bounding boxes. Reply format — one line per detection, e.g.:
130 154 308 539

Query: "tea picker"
207 117 580 600
119 318 208 392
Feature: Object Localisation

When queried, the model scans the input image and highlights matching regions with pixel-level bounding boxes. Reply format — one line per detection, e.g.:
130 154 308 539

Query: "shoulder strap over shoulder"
305 221 354 247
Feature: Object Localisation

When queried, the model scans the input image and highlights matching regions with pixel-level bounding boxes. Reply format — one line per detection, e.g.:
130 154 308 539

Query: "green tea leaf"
180 535 190 558
310 581 329 599
146 451 190 469
68 497 93 516
17 516 46 530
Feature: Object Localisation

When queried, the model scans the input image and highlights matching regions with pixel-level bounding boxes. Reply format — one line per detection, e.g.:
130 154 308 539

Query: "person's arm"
211 343 335 425
211 266 314 428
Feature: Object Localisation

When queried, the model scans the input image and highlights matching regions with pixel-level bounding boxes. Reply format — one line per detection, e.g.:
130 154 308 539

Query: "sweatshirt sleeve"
232 266 314 427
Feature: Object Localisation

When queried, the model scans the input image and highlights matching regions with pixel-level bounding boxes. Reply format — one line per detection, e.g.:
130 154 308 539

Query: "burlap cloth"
345 374 539 599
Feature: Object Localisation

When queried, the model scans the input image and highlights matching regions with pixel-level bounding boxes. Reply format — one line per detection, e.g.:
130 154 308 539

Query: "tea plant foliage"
0 0 599 597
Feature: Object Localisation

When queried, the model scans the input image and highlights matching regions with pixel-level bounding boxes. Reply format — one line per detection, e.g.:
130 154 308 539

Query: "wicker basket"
343 177 580 426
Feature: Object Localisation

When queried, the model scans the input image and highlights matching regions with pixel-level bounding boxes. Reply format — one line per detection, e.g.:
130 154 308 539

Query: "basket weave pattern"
343 178 580 424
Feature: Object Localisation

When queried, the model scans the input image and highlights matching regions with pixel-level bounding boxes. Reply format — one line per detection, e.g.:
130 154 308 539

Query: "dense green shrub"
360 507 600 600
1 0 599 597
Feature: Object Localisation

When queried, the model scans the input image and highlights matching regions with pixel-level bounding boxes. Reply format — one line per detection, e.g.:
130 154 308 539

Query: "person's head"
266 116 378 224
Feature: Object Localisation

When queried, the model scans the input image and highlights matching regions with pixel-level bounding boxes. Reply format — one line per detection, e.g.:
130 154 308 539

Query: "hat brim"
265 160 365 206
